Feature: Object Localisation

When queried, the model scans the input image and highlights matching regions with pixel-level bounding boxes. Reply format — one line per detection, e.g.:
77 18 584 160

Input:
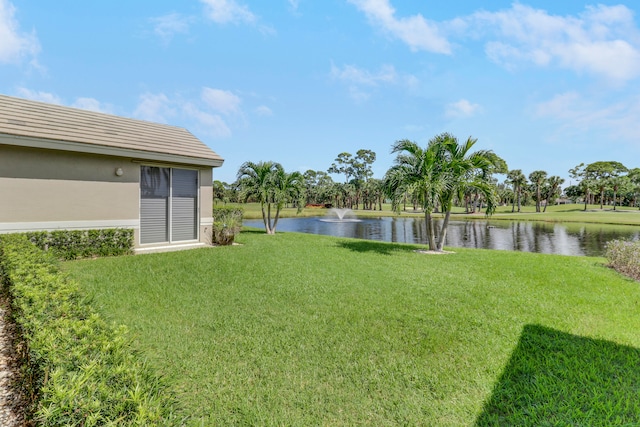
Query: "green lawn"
65 231 640 426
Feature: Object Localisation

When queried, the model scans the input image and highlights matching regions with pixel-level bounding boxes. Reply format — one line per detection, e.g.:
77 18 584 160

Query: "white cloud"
535 91 640 141
134 90 241 138
330 62 418 102
255 105 273 116
0 0 39 64
183 103 231 138
133 92 176 123
347 0 451 54
330 63 397 86
347 86 371 103
149 13 192 43
15 87 61 104
200 0 256 24
201 87 242 115
16 88 114 114
71 97 114 114
470 4 640 82
347 2 640 82
288 0 300 13
445 99 481 118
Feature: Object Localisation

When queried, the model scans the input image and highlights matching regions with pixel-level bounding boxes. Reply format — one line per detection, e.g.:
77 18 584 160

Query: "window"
140 166 198 244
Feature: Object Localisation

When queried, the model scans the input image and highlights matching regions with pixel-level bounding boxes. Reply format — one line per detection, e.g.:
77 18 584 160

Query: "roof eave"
0 133 224 168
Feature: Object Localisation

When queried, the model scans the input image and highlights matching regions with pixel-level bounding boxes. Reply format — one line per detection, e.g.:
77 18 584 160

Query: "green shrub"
212 207 243 245
26 228 133 260
605 239 640 281
0 234 179 426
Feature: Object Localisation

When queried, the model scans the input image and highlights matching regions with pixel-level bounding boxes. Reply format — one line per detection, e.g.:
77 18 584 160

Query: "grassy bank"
227 202 640 226
65 231 640 425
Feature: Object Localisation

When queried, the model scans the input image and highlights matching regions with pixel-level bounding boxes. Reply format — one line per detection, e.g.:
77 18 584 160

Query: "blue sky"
1 1 640 185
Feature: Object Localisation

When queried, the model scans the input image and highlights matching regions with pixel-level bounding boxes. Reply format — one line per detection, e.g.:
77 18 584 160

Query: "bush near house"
26 228 133 260
606 239 640 281
0 234 178 426
212 207 243 245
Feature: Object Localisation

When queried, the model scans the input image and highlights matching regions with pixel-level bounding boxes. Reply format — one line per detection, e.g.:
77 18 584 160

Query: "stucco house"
0 94 224 252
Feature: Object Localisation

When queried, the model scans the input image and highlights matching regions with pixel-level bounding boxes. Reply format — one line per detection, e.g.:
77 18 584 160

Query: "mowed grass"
64 231 640 426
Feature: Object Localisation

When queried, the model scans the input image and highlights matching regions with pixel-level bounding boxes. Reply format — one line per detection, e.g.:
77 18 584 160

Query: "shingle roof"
0 94 223 167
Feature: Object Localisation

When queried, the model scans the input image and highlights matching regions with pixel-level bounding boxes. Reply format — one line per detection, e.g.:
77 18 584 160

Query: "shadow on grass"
336 240 423 255
476 324 640 426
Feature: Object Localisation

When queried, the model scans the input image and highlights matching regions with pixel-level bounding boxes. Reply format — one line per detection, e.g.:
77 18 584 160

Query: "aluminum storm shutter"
140 166 170 244
171 168 198 241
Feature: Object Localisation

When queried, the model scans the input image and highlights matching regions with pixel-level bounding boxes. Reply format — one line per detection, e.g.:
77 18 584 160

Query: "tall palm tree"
384 139 444 251
506 169 526 212
237 161 303 234
528 170 548 212
429 134 502 251
384 134 502 252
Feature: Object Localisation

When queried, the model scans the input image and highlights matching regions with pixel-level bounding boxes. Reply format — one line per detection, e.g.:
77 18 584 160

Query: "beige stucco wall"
0 143 216 249
0 145 139 226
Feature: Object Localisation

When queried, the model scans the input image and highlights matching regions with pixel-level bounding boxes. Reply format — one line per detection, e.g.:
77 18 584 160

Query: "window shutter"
140 166 199 244
171 169 198 241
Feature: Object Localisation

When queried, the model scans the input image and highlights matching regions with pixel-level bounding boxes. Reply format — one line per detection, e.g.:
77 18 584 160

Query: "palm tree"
528 170 548 212
212 180 226 206
430 134 502 250
237 161 303 234
628 168 640 209
506 169 526 212
384 139 444 251
384 134 502 252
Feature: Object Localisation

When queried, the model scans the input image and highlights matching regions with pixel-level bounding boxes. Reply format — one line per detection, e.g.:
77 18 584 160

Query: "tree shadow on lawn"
336 240 425 255
476 324 640 426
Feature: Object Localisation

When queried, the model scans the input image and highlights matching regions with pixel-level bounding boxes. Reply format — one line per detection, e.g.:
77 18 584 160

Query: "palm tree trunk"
425 211 437 251
266 203 275 234
437 210 451 251
271 206 281 234
261 203 272 234
584 192 588 211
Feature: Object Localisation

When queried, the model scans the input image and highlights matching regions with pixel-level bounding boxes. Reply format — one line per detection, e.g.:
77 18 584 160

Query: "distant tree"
328 152 354 183
569 163 593 210
328 149 377 209
303 170 334 205
584 161 627 209
212 180 226 205
542 176 564 212
628 168 640 209
353 149 376 182
564 185 583 203
506 169 527 212
528 170 548 213
608 175 629 210
362 178 384 210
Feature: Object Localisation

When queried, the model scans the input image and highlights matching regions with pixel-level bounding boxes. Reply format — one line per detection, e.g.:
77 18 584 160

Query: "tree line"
213 132 640 250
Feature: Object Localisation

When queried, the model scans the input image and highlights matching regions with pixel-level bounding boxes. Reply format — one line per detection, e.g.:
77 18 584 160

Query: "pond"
244 216 640 257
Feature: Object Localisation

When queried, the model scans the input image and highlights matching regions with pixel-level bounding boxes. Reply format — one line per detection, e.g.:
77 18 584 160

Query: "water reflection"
244 216 640 257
